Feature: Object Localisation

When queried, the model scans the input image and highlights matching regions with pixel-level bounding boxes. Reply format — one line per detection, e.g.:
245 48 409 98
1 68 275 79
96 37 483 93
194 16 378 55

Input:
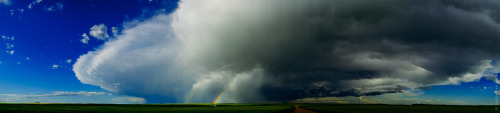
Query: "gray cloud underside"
74 0 500 103
0 91 146 104
0 91 106 98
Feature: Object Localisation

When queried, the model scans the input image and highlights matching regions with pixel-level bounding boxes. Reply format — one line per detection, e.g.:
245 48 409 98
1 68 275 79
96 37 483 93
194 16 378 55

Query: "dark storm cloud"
182 0 500 101
74 0 500 103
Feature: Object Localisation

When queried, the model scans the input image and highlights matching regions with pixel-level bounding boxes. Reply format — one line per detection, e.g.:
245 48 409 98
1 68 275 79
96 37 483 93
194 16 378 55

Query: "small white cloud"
81 33 90 44
10 9 24 19
111 97 146 104
16 62 20 64
9 50 14 55
1 35 13 40
127 97 146 103
52 64 59 69
66 59 72 64
111 27 119 36
46 7 54 12
45 2 63 12
6 43 14 49
26 57 30 60
484 86 487 89
89 24 109 40
27 0 43 9
495 91 500 95
0 0 11 5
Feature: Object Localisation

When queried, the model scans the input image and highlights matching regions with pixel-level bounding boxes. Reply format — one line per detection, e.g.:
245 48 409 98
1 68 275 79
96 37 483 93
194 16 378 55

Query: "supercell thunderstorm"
74 0 500 103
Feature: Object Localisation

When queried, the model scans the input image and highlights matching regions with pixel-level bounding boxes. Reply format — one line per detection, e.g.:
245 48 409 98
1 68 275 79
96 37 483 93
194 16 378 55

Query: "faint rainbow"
185 78 232 103
212 92 224 104
184 88 196 103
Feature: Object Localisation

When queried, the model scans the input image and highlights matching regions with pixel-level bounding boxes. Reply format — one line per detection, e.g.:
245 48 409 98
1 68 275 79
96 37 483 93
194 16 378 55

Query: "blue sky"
0 0 178 103
0 0 499 105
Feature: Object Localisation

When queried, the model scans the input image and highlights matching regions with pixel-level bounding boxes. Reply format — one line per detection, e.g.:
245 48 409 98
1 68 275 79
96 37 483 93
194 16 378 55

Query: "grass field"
1 103 500 113
0 103 294 113
299 104 500 113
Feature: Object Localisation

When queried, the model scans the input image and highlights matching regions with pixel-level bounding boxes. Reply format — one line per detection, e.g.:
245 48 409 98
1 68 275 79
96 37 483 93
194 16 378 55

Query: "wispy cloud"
3 36 15 56
6 43 13 49
36 91 106 97
1 35 13 41
28 0 43 9
45 2 63 12
0 0 11 5
10 9 24 19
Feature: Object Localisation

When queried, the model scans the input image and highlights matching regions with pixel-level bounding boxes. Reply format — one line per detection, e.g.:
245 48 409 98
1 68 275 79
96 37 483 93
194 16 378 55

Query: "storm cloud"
74 0 500 103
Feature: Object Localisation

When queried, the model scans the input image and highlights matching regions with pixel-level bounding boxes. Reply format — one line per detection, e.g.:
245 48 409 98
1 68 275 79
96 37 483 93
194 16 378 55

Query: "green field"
1 103 500 113
299 104 500 113
0 103 293 113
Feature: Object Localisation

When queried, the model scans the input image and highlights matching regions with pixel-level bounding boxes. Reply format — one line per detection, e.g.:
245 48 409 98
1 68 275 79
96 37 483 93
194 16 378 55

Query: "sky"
0 0 500 105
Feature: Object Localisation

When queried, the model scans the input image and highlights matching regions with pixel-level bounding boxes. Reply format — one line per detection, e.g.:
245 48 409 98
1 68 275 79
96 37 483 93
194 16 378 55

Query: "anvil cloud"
74 0 500 103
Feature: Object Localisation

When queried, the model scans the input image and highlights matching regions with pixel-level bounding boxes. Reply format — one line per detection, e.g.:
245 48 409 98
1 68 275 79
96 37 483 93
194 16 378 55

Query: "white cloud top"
89 24 109 40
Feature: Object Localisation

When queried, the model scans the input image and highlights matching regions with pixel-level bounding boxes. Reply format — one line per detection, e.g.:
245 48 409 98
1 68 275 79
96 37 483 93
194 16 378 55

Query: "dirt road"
294 105 317 113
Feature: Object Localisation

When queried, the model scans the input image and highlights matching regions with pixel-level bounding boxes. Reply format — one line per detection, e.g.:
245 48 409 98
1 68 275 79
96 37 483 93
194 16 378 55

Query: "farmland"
0 103 293 113
0 103 499 113
299 104 500 113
